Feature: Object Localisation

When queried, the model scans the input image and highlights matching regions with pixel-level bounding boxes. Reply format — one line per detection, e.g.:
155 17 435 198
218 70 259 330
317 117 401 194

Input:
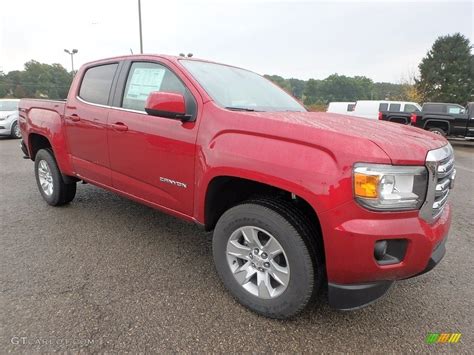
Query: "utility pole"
64 49 78 72
138 0 143 54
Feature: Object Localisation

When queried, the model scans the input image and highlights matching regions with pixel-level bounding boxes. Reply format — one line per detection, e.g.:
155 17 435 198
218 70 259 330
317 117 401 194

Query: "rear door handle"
111 122 128 132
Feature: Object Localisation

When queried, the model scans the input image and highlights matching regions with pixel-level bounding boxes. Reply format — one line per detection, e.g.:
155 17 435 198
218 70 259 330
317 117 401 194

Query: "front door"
106 61 199 216
447 104 469 136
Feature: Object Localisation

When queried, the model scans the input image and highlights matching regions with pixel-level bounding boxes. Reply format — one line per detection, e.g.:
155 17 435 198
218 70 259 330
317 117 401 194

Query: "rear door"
106 60 199 216
64 63 119 185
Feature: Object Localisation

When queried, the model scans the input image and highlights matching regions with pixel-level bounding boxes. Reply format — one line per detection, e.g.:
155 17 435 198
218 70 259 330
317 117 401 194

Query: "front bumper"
320 200 451 310
328 235 447 310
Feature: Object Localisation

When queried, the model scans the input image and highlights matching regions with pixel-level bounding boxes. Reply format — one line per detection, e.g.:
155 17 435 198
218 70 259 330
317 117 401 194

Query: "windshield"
180 60 306 112
0 101 19 111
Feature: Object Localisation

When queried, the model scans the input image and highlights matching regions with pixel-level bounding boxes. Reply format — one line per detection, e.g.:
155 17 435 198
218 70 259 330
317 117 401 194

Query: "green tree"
302 78 321 105
0 61 73 99
287 78 306 99
416 33 473 104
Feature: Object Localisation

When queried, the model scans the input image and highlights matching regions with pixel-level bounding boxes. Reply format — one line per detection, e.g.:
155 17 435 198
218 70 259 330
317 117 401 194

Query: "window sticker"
125 67 166 101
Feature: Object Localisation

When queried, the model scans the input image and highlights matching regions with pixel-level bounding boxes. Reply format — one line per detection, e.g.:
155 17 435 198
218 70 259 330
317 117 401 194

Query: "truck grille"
420 144 455 223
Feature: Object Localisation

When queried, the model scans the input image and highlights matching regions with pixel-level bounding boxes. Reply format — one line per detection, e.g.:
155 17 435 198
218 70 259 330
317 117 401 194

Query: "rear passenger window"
389 103 401 112
122 62 187 112
423 104 444 113
379 103 389 111
347 103 355 112
79 64 118 105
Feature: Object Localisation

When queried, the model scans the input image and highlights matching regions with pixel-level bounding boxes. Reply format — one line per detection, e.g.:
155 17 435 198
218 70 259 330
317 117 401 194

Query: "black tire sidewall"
11 122 21 139
213 204 315 318
34 149 63 206
429 127 447 136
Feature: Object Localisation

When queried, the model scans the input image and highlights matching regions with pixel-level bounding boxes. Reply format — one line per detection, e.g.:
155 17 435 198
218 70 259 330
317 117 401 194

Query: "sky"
1 0 472 83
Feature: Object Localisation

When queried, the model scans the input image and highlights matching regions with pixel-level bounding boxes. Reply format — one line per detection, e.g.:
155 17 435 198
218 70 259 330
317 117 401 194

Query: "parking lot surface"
1 138 473 352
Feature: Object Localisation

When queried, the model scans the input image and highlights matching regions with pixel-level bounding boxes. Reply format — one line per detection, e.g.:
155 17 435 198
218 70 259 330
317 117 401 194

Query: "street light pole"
138 0 143 54
64 49 78 72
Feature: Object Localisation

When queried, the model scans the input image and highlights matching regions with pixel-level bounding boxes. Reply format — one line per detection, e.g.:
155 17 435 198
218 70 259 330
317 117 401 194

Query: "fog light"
374 240 388 261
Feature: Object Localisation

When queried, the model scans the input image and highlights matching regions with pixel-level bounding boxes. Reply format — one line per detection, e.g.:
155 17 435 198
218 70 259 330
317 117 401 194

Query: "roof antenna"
130 48 134 54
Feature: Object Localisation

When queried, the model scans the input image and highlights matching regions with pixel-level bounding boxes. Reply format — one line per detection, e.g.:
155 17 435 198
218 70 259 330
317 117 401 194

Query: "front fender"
194 130 353 223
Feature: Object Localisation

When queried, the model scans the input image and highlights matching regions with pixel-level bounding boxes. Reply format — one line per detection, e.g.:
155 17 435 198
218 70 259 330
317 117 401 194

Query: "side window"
347 103 355 112
423 104 443 113
379 103 389 111
122 62 187 112
389 103 401 112
447 106 462 114
79 64 118 105
404 104 419 113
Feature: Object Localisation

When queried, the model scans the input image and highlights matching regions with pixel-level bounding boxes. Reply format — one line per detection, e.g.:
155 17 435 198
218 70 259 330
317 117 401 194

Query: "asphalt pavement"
1 138 473 353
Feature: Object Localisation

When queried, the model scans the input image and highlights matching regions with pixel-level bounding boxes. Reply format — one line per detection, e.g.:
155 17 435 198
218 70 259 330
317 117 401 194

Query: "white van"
351 100 421 120
327 102 356 115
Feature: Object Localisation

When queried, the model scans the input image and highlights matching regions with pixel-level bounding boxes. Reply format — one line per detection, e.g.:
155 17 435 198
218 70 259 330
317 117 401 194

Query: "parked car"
326 101 355 114
19 55 454 319
380 102 474 139
0 99 21 138
352 100 421 120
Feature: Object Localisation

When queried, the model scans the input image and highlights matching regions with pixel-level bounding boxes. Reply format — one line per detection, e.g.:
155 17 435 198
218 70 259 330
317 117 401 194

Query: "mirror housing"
145 92 191 121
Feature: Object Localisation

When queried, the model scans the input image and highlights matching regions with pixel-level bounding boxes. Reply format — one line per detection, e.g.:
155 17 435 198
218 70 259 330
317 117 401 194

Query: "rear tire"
428 127 447 137
212 198 323 319
34 149 76 206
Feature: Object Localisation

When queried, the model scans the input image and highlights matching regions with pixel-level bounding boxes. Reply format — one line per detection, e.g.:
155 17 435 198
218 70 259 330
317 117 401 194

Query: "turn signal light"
410 113 417 124
354 173 379 198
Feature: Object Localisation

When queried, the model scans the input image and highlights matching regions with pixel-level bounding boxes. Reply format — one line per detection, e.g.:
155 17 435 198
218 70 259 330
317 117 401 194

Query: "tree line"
265 33 472 108
1 34 472 107
0 60 73 100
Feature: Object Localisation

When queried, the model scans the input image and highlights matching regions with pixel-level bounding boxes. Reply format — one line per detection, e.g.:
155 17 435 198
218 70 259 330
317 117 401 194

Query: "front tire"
212 199 323 319
34 149 76 206
10 121 21 139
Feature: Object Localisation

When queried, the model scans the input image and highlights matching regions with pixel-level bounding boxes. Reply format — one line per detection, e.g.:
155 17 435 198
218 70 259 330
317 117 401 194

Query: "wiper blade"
225 106 258 112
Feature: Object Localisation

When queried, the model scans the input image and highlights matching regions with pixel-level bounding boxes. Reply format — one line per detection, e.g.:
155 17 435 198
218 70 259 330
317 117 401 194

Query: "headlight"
353 163 428 211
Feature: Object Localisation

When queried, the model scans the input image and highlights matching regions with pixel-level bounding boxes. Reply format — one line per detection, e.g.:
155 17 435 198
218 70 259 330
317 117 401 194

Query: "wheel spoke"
257 271 272 298
264 237 283 258
269 260 289 286
37 160 53 196
227 240 251 259
233 262 256 285
241 227 262 249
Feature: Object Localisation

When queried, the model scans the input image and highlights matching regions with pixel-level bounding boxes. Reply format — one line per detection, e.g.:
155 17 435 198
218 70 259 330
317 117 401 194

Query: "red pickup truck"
19 55 454 318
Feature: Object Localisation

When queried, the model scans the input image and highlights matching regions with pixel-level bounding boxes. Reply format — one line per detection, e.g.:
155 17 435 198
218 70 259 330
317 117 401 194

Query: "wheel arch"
202 175 325 263
423 119 451 134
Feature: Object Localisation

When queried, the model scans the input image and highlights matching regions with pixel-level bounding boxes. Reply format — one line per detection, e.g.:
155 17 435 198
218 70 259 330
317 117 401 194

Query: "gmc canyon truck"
380 102 474 139
19 55 455 319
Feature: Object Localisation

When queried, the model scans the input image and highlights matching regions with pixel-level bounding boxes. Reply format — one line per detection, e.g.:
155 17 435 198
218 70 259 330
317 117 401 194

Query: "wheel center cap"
253 255 265 268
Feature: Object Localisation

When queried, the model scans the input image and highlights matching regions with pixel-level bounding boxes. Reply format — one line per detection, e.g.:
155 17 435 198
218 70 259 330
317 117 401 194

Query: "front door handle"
67 114 81 122
111 122 128 132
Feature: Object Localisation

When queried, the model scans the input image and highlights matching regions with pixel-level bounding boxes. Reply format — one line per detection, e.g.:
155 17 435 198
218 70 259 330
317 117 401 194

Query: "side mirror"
145 92 191 121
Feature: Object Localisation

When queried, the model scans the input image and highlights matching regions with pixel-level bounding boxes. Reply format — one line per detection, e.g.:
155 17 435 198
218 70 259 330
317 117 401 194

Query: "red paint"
19 55 451 286
145 92 186 115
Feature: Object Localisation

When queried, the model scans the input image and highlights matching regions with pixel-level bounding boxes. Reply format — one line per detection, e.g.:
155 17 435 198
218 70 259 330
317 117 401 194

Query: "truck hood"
249 111 448 165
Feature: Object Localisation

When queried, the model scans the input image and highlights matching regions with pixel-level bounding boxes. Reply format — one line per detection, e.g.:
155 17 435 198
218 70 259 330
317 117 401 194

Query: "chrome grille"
420 144 455 223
